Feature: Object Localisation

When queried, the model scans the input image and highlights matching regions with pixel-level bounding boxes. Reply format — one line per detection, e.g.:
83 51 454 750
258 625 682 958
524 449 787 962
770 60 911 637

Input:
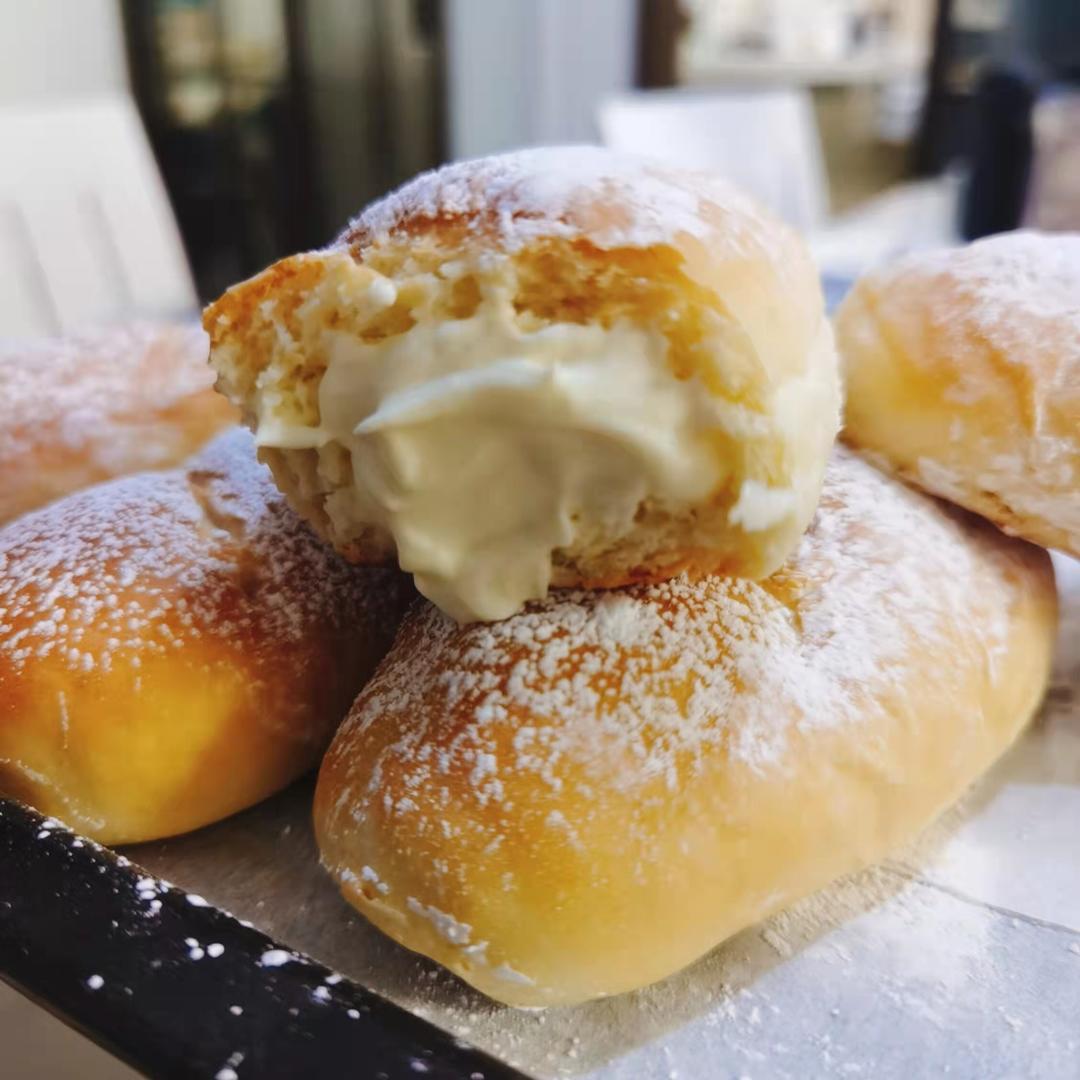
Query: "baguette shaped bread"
206 146 840 622
315 449 1056 1006
0 429 413 843
836 231 1080 557
0 323 236 524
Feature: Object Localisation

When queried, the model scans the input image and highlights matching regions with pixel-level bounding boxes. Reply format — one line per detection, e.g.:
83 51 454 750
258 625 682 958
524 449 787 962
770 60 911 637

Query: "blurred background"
1 0 1079 328
1 2 1079 1075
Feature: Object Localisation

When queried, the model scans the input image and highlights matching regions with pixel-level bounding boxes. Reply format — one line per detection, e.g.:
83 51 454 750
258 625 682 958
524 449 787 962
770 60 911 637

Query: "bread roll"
0 429 412 844
314 449 1056 1006
206 146 840 622
836 230 1080 557
0 323 236 525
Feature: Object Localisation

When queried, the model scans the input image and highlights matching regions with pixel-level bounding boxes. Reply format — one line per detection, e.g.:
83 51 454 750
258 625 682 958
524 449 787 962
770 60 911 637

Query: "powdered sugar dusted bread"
314 448 1056 1006
205 146 841 622
0 428 413 844
836 231 1080 557
0 323 236 524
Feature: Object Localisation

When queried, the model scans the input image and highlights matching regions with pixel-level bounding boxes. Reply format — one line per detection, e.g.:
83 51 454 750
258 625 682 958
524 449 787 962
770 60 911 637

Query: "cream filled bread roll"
315 449 1056 1006
0 429 413 844
0 323 236 525
836 230 1080 557
206 146 841 622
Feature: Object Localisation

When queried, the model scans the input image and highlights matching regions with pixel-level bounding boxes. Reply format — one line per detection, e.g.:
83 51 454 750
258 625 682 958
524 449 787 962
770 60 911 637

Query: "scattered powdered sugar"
492 963 536 987
133 875 168 919
338 145 786 260
259 948 294 968
396 894 543 985
0 428 405 678
360 865 390 895
866 231 1080 357
357 447 1018 765
215 1051 244 1080
324 450 1034 903
908 231 1080 358
918 455 1080 554
855 231 1080 553
407 897 474 947
0 324 224 510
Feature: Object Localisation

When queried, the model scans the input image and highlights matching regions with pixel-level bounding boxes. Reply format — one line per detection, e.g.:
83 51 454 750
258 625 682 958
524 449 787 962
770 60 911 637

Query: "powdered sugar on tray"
338 145 784 258
0 428 405 677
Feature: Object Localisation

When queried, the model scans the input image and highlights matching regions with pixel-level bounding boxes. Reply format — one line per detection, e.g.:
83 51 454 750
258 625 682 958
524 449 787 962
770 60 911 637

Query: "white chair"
597 87 829 231
809 173 963 281
0 95 196 337
598 86 962 285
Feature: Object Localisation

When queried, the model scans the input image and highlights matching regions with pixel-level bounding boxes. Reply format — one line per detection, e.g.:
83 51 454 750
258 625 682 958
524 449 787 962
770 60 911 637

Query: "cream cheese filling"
253 273 795 622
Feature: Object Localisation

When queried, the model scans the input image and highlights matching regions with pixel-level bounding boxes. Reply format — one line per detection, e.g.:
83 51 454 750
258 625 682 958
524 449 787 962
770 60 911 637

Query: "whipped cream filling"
255 273 791 622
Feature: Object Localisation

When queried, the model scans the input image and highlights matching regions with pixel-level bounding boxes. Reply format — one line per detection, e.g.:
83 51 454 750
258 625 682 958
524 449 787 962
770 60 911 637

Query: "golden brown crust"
0 429 413 843
0 323 236 525
836 231 1080 557
314 450 1056 1005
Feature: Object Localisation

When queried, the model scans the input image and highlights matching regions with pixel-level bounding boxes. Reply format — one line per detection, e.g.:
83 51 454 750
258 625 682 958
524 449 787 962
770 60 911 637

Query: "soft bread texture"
0 429 413 844
836 230 1080 557
314 449 1056 1006
0 323 236 525
205 146 841 621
